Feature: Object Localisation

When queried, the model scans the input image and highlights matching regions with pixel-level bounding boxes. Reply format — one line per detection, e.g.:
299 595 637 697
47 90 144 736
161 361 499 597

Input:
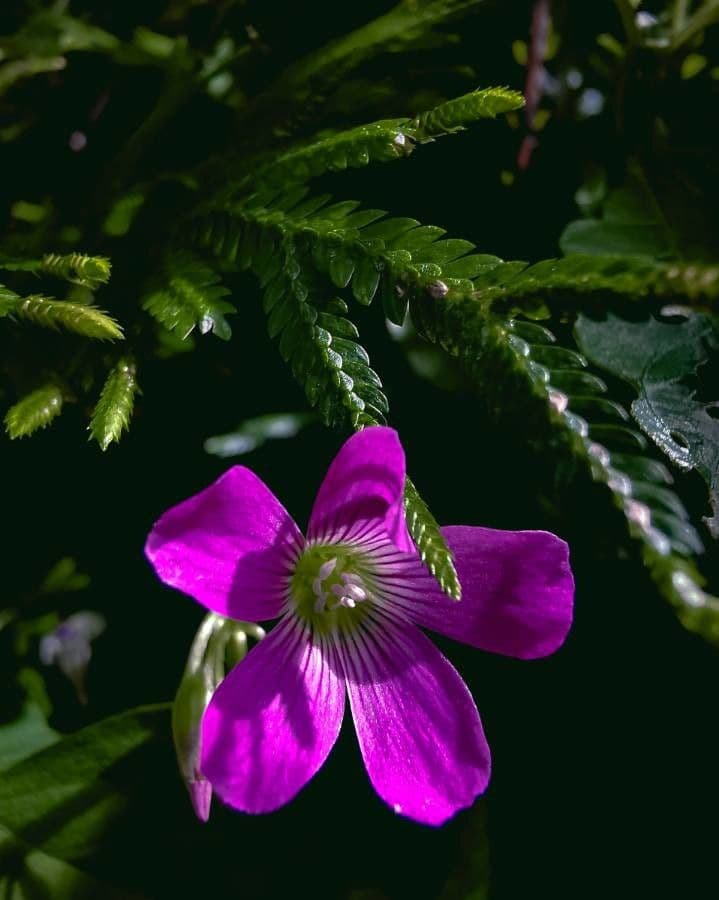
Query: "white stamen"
340 596 356 609
318 558 338 580
312 577 325 597
341 572 363 586
344 583 367 602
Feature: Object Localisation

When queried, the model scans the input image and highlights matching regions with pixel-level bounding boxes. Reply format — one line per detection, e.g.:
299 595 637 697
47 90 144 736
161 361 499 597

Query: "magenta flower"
146 427 573 825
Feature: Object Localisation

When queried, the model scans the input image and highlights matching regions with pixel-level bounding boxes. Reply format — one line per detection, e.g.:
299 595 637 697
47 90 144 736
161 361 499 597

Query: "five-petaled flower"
145 427 573 825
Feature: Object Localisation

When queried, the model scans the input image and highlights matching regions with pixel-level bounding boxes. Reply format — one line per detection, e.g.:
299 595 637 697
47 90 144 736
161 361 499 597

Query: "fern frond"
207 189 719 319
245 0 490 138
40 253 112 290
201 191 719 325
262 241 387 430
193 190 482 321
409 286 719 643
472 254 719 316
404 477 461 600
252 86 520 188
255 121 414 187
12 294 123 340
407 87 524 140
201 221 459 597
4 384 64 439
142 251 235 341
89 359 138 451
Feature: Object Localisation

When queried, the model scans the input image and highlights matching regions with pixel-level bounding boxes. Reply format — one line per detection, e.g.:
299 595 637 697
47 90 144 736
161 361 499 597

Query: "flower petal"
340 616 490 826
145 466 302 620
307 427 413 551
201 618 345 814
386 526 574 660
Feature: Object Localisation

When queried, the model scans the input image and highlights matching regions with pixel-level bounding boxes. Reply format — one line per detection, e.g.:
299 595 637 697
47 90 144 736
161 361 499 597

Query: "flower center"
290 544 374 633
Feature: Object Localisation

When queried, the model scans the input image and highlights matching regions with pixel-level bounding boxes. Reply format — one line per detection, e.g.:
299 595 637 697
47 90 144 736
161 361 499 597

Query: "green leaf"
0 824 143 900
0 704 58 772
4 384 64 439
559 173 675 259
40 557 91 594
103 191 146 237
575 312 719 538
560 160 718 264
560 219 672 258
404 477 461 600
89 359 139 450
0 706 166 897
0 705 169 862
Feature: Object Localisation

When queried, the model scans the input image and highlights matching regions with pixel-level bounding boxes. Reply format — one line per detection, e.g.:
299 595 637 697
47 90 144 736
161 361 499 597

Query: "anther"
341 572 363 586
344 583 367 602
318 558 338 580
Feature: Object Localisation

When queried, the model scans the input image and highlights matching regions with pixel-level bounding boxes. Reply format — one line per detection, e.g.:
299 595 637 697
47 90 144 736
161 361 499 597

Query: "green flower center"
290 543 374 634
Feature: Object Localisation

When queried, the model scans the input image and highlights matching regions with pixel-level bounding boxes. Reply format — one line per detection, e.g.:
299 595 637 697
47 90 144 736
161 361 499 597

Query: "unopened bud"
172 614 265 822
172 666 215 822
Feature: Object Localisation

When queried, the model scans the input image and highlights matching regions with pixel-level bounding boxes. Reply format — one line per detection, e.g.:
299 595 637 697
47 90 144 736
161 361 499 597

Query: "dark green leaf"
0 705 169 862
0 824 142 900
0 705 58 772
575 312 719 537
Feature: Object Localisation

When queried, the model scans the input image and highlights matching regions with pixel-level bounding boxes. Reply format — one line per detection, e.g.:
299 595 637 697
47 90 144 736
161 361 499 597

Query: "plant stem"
614 0 640 45
672 0 719 49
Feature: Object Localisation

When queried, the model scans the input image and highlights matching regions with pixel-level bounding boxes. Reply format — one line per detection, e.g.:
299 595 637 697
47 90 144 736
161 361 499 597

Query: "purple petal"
145 466 302 620
388 526 573 660
307 426 414 551
201 618 345 813
340 617 490 826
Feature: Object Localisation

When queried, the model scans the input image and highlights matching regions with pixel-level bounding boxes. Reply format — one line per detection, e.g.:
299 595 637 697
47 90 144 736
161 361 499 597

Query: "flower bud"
172 613 264 821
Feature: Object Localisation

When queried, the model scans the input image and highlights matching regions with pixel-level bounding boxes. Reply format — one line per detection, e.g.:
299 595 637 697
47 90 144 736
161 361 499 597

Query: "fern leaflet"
404 477 461 600
142 251 235 341
40 253 112 290
89 359 138 450
407 87 524 140
4 384 64 439
12 294 123 340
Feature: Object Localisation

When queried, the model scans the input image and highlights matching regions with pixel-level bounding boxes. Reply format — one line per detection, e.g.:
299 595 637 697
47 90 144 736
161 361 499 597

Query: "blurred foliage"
1 0 718 898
